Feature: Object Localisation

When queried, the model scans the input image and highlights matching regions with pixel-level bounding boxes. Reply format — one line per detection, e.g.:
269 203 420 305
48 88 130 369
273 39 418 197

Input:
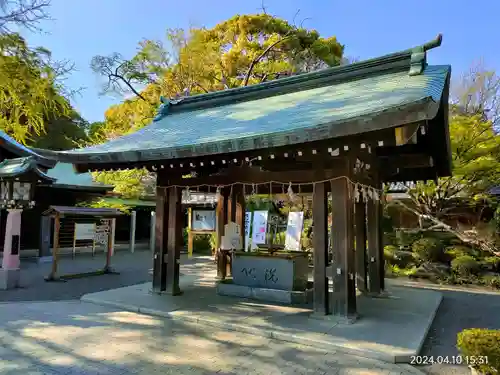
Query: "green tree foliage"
89 13 344 198
390 66 500 254
27 110 88 150
91 13 344 137
0 32 73 144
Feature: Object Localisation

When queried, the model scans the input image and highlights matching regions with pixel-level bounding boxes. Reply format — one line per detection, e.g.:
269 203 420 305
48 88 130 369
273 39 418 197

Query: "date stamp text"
410 355 489 365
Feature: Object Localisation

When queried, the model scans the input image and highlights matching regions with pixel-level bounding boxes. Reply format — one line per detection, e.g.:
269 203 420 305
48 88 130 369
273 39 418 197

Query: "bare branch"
242 34 292 86
0 0 51 33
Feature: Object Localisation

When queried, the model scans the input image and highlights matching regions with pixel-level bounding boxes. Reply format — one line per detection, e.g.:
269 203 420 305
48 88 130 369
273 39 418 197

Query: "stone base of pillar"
0 268 20 290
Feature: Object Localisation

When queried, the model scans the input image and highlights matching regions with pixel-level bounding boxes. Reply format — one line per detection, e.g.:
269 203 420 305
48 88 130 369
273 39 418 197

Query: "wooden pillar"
367 195 382 294
378 201 385 291
312 181 330 315
227 186 237 223
165 186 182 295
216 188 229 279
152 187 168 293
216 189 228 249
330 175 357 319
235 185 245 235
354 199 368 293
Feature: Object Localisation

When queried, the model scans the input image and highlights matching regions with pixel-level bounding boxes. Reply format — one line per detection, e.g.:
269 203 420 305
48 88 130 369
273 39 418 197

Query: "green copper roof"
0 157 56 182
45 163 113 191
0 131 56 168
38 35 450 166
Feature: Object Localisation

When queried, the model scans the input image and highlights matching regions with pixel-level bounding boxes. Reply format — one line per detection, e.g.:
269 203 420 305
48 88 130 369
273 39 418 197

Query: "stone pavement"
0 250 203 302
0 299 425 375
81 260 442 364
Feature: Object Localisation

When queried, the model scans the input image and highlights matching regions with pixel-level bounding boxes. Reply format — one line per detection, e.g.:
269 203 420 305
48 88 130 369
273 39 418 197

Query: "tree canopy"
87 13 344 198
0 32 77 145
91 14 344 140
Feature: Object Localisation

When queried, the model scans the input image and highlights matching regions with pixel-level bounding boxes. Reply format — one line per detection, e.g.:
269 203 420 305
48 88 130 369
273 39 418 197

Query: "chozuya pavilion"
42 34 452 320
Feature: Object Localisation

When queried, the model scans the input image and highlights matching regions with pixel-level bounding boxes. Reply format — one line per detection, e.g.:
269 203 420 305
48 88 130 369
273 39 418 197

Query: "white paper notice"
244 211 252 252
251 210 268 249
285 211 304 251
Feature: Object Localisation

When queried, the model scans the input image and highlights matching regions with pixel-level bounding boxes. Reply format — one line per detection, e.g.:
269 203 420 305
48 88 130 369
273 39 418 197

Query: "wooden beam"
354 199 367 293
165 186 182 295
312 181 330 315
152 187 168 293
330 169 357 319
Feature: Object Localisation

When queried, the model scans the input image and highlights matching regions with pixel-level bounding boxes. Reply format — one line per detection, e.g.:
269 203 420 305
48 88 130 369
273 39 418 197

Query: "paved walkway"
0 300 424 375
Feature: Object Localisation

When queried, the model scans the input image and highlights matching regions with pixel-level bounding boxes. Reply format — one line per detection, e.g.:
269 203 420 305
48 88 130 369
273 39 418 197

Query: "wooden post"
129 210 136 253
72 223 77 259
354 199 368 293
330 174 357 320
165 186 182 295
367 195 382 294
149 211 156 254
187 208 193 258
378 201 385 291
152 187 168 293
235 185 245 238
216 188 229 279
47 213 60 280
312 181 329 315
104 219 113 272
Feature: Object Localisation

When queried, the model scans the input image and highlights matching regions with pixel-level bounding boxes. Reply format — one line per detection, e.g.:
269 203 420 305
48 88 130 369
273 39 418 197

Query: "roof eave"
58 96 441 171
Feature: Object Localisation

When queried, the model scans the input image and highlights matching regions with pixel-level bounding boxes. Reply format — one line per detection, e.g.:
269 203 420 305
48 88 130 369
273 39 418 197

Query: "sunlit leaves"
0 32 71 144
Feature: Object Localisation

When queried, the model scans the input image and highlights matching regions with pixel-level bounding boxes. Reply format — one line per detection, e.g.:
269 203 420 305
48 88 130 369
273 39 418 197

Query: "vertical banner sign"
244 211 252 252
251 211 268 249
285 211 304 251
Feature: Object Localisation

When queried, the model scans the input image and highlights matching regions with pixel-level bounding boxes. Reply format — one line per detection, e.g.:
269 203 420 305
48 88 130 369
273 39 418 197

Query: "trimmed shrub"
451 255 480 276
445 245 478 262
424 231 457 246
395 230 422 249
384 245 398 262
192 234 212 253
457 328 500 373
480 275 500 289
482 256 500 272
412 238 445 263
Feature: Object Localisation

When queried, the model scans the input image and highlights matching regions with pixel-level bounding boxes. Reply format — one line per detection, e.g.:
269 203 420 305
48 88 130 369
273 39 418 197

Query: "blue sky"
24 0 499 123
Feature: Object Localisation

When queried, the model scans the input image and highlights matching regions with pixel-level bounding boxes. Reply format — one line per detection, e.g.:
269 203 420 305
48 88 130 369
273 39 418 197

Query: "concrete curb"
80 291 442 365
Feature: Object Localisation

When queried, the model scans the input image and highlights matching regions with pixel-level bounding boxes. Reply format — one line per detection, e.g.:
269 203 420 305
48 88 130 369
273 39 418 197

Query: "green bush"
192 234 212 254
457 328 500 373
445 245 477 261
424 231 457 246
384 245 398 262
451 255 480 276
395 230 422 249
480 275 500 289
412 238 444 263
384 245 413 268
482 256 500 272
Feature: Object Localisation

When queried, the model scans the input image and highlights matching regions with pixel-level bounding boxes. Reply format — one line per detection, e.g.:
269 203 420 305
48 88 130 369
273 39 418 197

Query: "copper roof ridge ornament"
153 95 185 122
